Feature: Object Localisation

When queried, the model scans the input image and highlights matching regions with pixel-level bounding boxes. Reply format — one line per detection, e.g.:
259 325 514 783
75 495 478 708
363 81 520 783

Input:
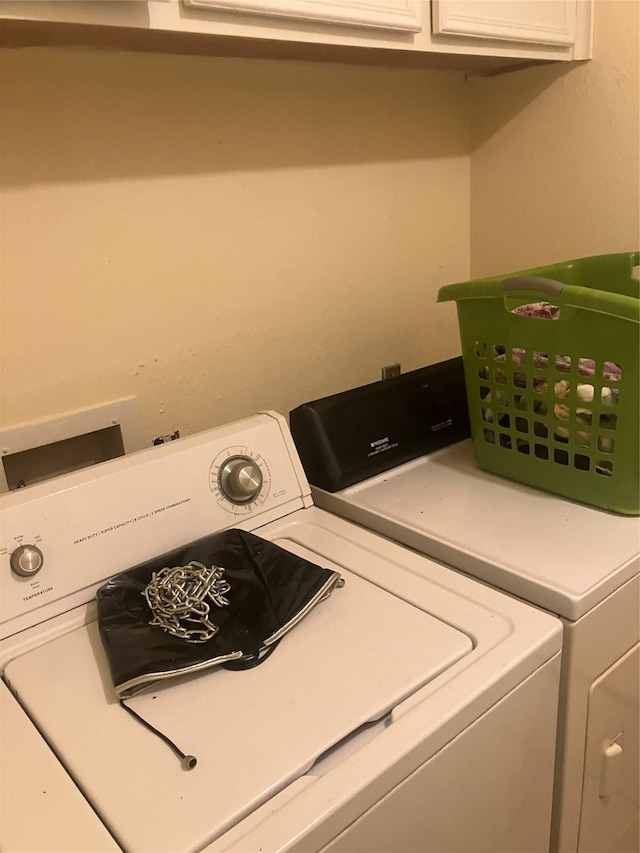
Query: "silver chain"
143 561 231 643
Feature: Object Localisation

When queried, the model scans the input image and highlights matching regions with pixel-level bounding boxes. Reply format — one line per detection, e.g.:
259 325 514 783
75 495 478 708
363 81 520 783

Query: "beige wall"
0 50 469 444
469 0 640 277
1 0 638 449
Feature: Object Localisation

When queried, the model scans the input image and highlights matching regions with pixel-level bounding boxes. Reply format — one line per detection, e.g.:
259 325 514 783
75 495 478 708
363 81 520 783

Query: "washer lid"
4 554 471 853
0 683 119 853
322 440 640 620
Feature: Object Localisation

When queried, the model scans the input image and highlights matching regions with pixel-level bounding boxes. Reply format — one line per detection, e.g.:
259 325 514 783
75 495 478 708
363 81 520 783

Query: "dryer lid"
323 440 639 620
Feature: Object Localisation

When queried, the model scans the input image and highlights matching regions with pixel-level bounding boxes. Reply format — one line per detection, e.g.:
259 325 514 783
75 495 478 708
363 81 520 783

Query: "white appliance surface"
313 439 640 620
4 551 469 852
309 436 640 853
0 681 120 853
0 413 562 853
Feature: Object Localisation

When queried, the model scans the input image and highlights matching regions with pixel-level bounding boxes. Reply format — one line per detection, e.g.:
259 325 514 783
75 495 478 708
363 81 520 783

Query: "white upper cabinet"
0 0 594 69
432 0 577 46
183 0 424 33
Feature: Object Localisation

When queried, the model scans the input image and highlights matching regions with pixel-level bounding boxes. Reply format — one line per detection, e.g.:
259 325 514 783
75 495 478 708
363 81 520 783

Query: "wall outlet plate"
381 363 401 380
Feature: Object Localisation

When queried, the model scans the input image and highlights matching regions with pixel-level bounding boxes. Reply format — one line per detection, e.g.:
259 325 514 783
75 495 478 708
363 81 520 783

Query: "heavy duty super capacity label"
73 498 192 545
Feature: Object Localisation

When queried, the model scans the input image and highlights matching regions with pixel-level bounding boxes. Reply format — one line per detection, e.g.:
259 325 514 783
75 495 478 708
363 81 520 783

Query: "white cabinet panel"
182 0 423 32
0 0 593 66
578 644 640 853
432 0 577 45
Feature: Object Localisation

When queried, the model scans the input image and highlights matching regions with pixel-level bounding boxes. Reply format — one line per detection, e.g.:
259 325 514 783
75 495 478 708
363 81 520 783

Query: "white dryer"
0 412 561 853
291 362 640 853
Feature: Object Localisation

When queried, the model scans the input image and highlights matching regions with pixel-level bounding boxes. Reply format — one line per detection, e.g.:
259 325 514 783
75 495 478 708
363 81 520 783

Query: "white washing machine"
290 362 640 853
0 411 562 853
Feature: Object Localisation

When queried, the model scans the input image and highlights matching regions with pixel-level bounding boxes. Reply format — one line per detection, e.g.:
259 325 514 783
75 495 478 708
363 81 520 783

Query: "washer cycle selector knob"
10 544 44 578
218 455 263 504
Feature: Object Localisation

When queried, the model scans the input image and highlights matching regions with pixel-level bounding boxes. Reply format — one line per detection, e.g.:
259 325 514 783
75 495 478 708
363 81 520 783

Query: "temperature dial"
218 455 263 504
10 544 44 578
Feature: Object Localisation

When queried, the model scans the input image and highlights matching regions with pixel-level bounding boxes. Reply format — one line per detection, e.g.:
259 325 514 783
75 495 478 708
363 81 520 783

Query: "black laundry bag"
97 528 343 699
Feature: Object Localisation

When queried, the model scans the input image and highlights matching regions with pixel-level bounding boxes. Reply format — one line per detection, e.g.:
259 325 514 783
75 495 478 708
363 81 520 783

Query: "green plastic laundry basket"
438 252 640 515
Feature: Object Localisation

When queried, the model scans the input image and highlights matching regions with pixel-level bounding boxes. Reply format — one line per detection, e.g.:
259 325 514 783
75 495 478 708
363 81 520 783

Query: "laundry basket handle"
500 276 565 297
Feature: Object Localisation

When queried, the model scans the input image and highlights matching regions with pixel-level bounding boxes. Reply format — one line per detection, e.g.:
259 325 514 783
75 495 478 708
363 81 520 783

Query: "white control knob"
10 544 44 578
218 456 263 504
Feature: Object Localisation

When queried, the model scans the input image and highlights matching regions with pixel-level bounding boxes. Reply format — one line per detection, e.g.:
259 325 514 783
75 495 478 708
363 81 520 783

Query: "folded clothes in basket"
512 301 560 320
493 342 622 381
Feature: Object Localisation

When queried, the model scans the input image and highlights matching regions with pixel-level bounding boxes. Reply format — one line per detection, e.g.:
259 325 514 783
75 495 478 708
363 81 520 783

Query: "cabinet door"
578 643 639 853
182 0 423 32
432 0 577 46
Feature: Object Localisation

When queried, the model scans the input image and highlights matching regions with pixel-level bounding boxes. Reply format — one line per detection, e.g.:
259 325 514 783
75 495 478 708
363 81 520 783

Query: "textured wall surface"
469 0 639 277
2 0 638 449
0 51 468 444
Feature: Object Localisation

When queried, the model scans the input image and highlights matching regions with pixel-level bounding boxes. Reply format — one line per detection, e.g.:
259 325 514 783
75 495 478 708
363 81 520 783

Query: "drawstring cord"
117 643 280 770
120 699 197 770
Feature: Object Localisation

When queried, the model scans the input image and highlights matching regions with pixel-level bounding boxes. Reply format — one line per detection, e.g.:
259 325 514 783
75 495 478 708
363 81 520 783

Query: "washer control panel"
0 413 308 636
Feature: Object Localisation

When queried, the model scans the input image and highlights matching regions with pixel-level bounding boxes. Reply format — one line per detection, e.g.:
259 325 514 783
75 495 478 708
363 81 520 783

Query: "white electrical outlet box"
0 398 144 493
